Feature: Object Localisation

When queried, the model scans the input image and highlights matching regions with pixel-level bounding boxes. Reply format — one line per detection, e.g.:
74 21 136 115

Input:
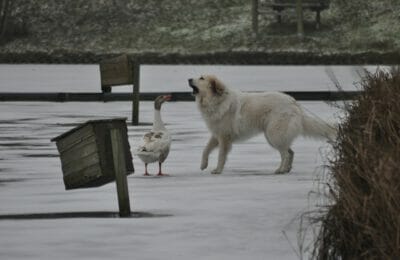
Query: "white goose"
136 95 172 176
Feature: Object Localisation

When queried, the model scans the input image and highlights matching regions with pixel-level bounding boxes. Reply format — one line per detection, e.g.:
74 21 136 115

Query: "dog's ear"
210 78 225 96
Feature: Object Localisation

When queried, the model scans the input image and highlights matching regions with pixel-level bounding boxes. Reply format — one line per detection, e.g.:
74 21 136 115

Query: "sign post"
51 118 134 217
110 128 131 217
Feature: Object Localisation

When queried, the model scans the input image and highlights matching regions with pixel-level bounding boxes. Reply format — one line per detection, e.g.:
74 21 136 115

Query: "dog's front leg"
211 138 232 174
201 136 218 170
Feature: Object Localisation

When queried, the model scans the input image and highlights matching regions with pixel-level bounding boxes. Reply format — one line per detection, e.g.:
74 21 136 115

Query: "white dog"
188 75 336 174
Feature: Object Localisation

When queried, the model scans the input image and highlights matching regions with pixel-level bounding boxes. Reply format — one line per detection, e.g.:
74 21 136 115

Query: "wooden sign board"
100 54 133 91
51 118 134 190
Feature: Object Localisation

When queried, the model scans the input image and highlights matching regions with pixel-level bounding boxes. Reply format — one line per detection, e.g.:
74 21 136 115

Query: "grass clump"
315 68 400 259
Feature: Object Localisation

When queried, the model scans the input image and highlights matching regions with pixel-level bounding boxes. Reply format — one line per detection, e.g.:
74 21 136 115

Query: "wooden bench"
252 0 330 34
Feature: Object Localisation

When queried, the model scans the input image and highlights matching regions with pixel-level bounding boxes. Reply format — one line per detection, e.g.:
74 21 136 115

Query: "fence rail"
0 91 361 102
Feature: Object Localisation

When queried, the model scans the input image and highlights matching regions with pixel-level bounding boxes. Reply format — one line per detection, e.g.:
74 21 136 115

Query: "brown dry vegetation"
314 68 400 259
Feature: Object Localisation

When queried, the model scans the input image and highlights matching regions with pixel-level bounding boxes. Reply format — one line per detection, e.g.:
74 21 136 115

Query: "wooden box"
99 54 133 92
51 118 134 190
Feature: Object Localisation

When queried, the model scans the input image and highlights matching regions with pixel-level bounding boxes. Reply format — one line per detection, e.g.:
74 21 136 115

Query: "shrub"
314 68 400 259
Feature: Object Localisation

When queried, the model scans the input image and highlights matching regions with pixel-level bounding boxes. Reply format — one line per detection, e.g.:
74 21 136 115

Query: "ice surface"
0 64 381 93
0 99 340 260
0 65 348 259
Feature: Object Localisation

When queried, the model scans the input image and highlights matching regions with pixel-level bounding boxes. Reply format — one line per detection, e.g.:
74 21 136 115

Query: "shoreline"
0 50 399 65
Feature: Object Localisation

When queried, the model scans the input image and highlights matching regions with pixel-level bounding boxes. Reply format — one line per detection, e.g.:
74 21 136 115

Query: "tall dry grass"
314 68 400 259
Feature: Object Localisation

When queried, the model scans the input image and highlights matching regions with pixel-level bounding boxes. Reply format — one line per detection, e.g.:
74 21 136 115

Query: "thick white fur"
188 75 336 174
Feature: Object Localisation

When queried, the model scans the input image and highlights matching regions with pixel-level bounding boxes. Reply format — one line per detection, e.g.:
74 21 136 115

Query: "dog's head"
188 75 226 101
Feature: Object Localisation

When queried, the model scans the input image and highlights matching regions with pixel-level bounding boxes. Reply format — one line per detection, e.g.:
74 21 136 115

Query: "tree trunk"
296 0 304 38
0 0 5 33
0 0 11 41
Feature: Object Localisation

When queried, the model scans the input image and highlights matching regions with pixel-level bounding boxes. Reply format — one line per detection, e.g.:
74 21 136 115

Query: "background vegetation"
0 0 399 59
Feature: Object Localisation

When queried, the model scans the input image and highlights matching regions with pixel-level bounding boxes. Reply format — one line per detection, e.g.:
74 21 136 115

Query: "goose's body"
136 95 171 176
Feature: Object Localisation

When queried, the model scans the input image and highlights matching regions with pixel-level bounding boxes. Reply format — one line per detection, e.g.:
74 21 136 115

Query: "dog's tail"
302 114 337 141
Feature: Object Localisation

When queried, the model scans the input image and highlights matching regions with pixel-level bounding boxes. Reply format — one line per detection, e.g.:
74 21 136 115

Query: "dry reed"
314 67 400 259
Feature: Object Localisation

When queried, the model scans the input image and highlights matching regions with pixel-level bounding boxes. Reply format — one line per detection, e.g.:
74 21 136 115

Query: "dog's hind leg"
287 148 294 170
264 115 299 174
201 136 218 170
275 149 294 174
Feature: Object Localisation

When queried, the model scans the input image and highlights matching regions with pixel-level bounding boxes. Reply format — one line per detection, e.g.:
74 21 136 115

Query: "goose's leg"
157 162 168 176
144 163 151 176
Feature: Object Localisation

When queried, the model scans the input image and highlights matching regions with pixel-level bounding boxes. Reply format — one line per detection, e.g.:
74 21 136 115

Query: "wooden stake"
110 128 131 217
132 62 140 125
296 0 304 38
252 0 258 35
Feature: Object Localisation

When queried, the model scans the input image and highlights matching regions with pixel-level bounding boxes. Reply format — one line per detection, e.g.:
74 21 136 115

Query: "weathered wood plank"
132 62 140 125
52 118 134 190
60 142 98 170
61 152 100 176
58 135 97 155
63 164 103 190
110 128 131 217
56 124 94 153
100 54 133 89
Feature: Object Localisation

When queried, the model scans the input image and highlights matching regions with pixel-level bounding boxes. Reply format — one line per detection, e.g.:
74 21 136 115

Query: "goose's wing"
153 131 171 151
136 131 171 162
158 131 171 163
135 132 159 163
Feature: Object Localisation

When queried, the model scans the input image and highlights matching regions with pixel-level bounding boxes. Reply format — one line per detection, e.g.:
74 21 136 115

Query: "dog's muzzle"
188 79 199 95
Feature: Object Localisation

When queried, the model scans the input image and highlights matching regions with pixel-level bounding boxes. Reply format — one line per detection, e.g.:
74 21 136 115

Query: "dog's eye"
199 76 204 80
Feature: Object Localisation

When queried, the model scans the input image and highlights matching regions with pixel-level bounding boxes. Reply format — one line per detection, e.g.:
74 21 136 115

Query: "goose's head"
154 95 172 110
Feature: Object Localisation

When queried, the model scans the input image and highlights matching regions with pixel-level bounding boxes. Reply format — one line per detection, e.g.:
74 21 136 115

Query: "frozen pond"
0 64 377 93
0 65 353 259
0 100 339 260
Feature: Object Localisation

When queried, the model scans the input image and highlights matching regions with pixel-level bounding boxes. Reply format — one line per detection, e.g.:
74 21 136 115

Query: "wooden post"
277 10 282 24
296 0 304 38
252 0 258 34
110 128 131 217
132 62 140 125
0 0 12 41
316 10 321 30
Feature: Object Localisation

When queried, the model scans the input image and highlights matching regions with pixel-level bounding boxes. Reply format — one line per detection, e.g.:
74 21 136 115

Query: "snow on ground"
0 99 340 260
0 64 375 93
0 65 353 259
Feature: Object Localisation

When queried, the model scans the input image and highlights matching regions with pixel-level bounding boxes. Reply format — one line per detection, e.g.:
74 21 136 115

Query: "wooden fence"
0 91 360 103
0 53 367 125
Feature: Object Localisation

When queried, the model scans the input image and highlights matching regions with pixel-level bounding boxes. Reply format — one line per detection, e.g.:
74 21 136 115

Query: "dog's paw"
211 168 222 174
274 168 290 174
200 160 208 170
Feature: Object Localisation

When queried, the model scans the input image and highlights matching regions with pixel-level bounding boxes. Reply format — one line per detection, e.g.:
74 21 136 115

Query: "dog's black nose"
188 78 193 84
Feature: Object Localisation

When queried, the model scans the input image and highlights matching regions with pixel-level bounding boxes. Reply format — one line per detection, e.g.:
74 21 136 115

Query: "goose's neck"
152 109 165 131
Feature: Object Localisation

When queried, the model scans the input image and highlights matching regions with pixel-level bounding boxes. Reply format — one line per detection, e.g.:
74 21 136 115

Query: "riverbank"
1 50 399 64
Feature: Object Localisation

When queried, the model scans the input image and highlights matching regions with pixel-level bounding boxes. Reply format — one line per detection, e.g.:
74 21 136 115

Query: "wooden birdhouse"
51 118 134 190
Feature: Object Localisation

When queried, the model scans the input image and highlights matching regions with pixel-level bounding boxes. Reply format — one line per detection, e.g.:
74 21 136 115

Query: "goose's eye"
199 76 204 80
